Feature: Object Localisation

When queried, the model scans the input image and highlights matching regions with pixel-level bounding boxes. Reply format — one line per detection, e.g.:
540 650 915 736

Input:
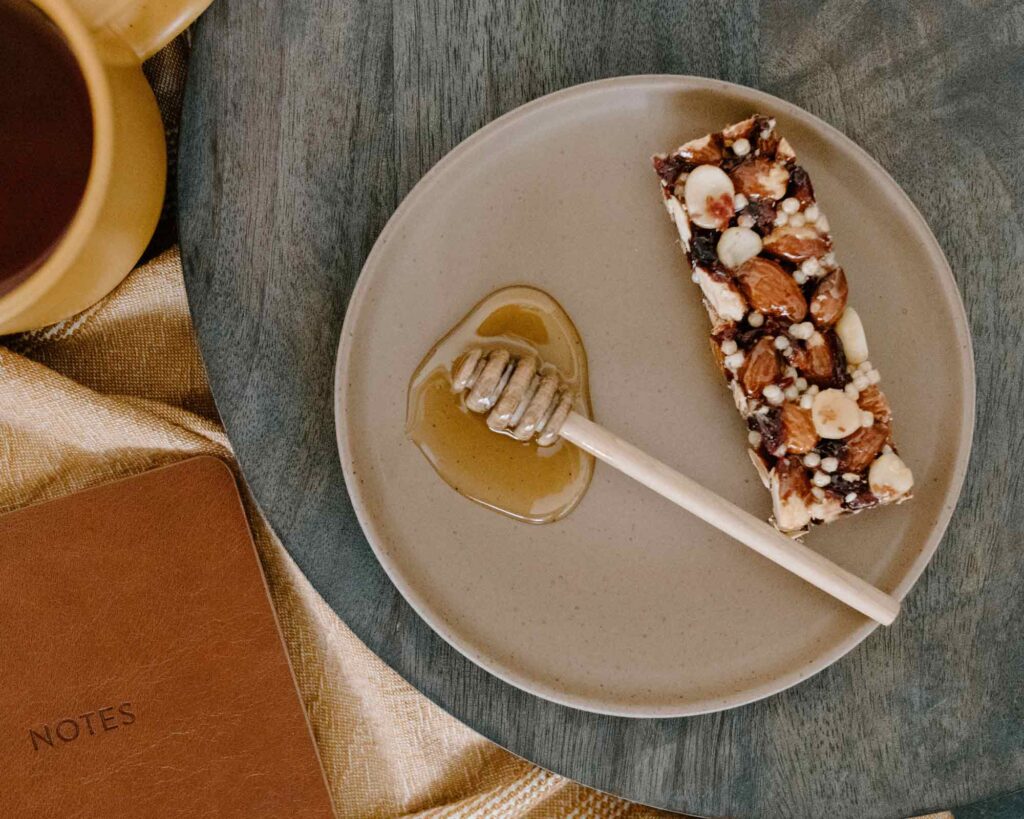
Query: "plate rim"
334 74 976 718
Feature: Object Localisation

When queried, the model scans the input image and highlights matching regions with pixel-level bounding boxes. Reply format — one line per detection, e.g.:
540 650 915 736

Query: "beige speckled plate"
334 76 974 717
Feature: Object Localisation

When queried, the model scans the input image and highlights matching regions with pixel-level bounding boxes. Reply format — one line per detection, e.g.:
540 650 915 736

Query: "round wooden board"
178 3 1024 817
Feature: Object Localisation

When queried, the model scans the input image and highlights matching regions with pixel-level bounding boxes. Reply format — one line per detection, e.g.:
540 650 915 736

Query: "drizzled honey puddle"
407 286 594 523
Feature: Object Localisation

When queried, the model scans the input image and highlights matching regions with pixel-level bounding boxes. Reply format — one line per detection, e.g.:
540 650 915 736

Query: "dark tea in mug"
0 0 93 297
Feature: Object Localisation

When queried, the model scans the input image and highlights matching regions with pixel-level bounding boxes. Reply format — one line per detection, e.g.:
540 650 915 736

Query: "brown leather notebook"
0 457 336 818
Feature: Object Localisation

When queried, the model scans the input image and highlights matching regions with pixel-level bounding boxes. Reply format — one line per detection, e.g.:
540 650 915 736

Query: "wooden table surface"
178 2 1024 816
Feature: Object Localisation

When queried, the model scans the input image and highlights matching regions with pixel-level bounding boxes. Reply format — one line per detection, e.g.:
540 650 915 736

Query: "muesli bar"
652 115 913 533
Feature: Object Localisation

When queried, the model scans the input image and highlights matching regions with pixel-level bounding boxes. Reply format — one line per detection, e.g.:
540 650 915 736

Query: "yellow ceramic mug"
0 0 212 334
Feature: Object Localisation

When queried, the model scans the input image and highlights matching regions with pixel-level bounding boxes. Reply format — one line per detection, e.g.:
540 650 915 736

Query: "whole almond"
722 116 757 141
677 133 724 165
790 331 835 383
735 257 808 321
775 137 797 162
775 455 813 503
857 385 892 424
840 421 891 472
740 336 781 395
809 267 849 327
772 457 813 532
729 158 790 200
780 403 818 454
763 224 831 263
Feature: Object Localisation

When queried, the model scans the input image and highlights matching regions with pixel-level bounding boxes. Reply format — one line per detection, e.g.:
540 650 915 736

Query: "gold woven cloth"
0 249 671 817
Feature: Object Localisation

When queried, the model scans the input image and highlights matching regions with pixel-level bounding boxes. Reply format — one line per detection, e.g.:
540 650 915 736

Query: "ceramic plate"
334 76 973 717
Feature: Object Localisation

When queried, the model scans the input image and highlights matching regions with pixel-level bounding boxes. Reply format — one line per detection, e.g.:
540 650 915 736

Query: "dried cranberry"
815 439 846 460
800 277 818 302
689 228 721 269
753 408 784 456
742 199 776 235
828 474 864 496
652 153 690 186
825 329 850 388
826 473 877 510
733 314 788 349
787 165 815 205
733 326 762 350
718 148 744 173
846 493 879 511
761 314 790 336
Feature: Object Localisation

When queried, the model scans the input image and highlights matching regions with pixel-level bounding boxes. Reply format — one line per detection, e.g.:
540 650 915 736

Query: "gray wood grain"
177 1 1024 816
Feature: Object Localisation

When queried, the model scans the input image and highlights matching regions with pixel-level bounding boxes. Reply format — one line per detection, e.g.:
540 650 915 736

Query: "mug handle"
68 0 214 60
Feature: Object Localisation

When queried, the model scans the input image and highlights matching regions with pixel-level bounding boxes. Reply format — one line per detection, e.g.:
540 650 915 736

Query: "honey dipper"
453 347 900 625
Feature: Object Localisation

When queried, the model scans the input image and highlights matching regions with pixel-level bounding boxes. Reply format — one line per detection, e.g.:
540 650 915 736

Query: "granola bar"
652 115 913 533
